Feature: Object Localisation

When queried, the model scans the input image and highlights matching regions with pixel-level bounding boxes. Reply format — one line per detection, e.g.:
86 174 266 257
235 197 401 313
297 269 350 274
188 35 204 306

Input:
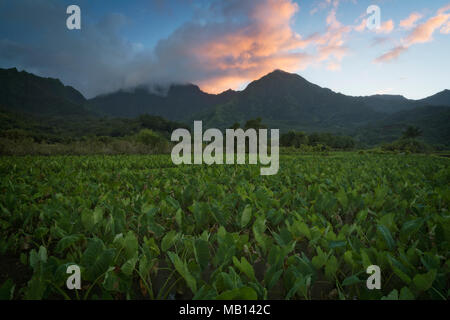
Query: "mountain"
354 105 450 147
88 70 450 138
354 94 414 114
1 67 449 146
88 84 238 121
0 67 90 117
194 70 384 131
417 89 450 106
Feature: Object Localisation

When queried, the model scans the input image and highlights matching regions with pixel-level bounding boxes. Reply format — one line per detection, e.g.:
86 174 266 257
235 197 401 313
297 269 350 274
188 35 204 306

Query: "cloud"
441 21 450 34
374 45 407 63
375 20 394 34
0 0 139 98
399 12 423 29
139 0 319 94
0 0 356 97
354 18 366 32
375 5 450 63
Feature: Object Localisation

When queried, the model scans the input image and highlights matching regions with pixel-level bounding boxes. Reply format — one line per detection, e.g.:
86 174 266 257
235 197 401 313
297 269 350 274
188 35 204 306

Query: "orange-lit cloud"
375 45 407 63
400 12 423 29
441 21 450 34
190 0 314 93
139 0 353 94
375 20 395 34
375 5 450 63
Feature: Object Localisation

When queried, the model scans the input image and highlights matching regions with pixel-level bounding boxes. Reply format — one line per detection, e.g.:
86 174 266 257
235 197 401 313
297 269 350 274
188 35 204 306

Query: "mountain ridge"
1 67 449 146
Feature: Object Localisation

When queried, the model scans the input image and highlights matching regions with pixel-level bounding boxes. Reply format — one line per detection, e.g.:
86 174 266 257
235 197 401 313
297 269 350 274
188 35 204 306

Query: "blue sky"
0 0 449 99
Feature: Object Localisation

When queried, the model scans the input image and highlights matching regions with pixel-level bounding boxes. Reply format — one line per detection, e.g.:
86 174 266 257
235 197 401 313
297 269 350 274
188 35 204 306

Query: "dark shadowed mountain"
88 84 238 120
0 67 89 117
87 69 450 135
354 94 413 114
193 70 383 130
417 89 450 106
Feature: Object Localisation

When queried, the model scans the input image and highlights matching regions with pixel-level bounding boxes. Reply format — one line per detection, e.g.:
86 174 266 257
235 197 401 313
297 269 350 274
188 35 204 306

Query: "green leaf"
240 205 252 228
216 287 257 300
55 234 84 253
121 256 138 276
81 209 95 231
194 239 210 270
413 269 437 291
381 289 399 300
377 225 396 251
161 230 179 252
123 231 139 260
168 251 197 293
232 256 256 281
325 255 339 280
0 279 15 300
336 188 348 209
399 287 415 300
342 274 362 286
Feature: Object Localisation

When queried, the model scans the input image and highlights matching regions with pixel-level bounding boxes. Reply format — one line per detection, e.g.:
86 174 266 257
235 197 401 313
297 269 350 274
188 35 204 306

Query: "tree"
402 126 422 139
244 117 267 130
231 122 240 130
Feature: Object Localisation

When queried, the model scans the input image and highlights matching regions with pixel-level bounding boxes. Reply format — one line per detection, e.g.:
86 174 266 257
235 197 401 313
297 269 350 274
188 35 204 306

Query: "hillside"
88 84 238 121
0 68 90 117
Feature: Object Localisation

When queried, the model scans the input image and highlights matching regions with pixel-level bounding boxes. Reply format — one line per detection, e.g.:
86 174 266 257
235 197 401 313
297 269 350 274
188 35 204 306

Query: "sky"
0 0 449 99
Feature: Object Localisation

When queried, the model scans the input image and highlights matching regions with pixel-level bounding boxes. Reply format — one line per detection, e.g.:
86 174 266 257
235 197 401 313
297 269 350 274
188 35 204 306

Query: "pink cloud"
376 20 395 34
375 5 450 63
374 45 407 63
399 12 423 29
441 21 450 34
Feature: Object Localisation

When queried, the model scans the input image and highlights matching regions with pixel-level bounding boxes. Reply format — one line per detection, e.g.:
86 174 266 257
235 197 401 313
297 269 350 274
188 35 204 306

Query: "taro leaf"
264 266 283 290
392 266 412 284
93 207 103 225
413 269 437 291
166 196 180 210
381 289 399 300
399 287 415 300
240 205 252 228
336 188 348 209
88 249 115 281
286 274 311 300
400 218 424 240
193 285 217 300
167 251 197 293
325 255 339 280
215 286 257 300
81 209 95 231
194 239 210 270
342 274 362 286
55 234 84 253
175 208 183 228
24 277 46 300
312 247 328 269
82 238 105 267
123 231 139 260
232 256 256 281
121 256 138 276
377 225 396 251
82 238 115 281
161 230 179 252
0 279 15 300
329 240 347 249
103 267 121 292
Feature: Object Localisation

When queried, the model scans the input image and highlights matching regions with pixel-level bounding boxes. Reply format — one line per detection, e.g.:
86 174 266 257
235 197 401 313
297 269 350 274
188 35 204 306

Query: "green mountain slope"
0 68 89 117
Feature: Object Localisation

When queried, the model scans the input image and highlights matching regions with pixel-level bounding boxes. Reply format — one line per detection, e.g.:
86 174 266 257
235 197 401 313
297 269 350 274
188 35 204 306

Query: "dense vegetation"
0 153 448 300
